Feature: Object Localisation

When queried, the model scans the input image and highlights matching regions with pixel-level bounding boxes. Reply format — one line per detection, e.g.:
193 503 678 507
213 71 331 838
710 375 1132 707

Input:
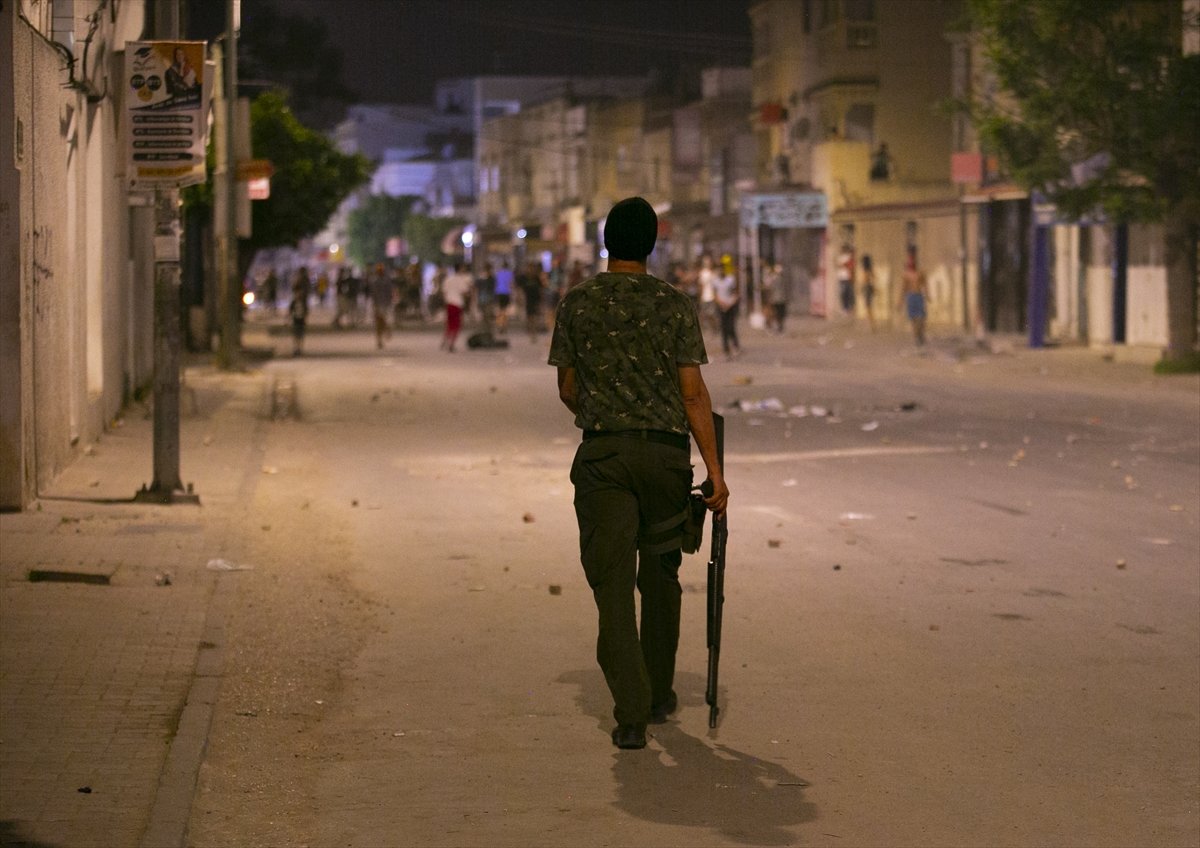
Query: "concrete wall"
1051 225 1085 344
873 0 956 184
1 6 152 509
1071 223 1168 350
830 204 974 332
1126 223 1168 348
0 6 31 508
27 19 78 496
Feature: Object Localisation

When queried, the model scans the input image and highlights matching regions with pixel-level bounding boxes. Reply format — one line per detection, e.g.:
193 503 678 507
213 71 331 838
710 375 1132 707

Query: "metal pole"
217 0 240 369
959 185 970 332
136 0 198 504
1028 221 1049 349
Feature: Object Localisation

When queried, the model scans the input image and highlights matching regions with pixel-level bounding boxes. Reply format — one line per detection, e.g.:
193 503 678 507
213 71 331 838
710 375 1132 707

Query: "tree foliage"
347 194 418 267
967 0 1200 359
247 91 372 254
967 0 1199 225
402 215 467 266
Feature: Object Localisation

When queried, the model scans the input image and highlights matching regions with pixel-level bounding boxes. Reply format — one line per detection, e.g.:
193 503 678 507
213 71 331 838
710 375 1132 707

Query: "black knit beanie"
603 197 658 261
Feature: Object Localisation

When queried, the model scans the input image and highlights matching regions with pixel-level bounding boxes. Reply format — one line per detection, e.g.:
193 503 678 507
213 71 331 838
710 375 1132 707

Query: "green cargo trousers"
570 435 694 727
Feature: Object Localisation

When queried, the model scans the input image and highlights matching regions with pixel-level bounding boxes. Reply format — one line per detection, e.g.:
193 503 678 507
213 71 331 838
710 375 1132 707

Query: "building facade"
748 0 965 328
2 0 158 510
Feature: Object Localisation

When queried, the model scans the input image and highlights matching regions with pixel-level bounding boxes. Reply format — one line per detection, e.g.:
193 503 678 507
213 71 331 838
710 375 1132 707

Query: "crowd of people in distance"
249 256 593 357
249 242 930 358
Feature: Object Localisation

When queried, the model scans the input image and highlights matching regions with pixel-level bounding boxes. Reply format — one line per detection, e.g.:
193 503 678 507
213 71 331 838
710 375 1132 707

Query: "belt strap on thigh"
640 507 689 556
644 507 689 535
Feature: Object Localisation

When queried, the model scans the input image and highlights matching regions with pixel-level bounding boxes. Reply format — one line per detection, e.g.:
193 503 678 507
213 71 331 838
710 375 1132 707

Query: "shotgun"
705 412 727 729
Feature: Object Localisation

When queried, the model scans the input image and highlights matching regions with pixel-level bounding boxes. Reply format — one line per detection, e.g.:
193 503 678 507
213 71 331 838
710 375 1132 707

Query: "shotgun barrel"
705 412 727 729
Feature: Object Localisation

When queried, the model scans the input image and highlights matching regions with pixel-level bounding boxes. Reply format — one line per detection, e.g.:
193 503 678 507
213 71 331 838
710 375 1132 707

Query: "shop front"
738 191 829 318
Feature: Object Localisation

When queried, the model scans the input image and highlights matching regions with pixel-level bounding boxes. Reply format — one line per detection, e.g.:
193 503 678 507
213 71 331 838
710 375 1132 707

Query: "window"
844 0 875 22
844 103 875 143
846 24 877 48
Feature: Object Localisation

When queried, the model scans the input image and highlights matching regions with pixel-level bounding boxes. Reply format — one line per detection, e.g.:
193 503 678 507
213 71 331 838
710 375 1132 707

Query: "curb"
139 574 234 848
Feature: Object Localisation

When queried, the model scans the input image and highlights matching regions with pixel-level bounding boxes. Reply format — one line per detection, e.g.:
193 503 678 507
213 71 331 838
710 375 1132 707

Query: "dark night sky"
261 0 753 105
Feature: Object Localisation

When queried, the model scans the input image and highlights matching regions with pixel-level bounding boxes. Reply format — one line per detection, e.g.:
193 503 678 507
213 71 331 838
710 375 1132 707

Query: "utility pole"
216 0 241 369
135 0 199 504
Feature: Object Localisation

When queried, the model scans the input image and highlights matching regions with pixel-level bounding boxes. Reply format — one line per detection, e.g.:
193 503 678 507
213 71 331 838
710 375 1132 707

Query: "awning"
961 182 1030 204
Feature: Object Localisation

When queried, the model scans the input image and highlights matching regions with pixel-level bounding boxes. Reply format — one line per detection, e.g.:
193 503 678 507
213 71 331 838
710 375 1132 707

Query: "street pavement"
2 305 1197 848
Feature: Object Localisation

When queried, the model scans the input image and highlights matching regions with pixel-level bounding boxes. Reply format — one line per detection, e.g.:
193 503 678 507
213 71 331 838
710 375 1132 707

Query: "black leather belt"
582 429 688 451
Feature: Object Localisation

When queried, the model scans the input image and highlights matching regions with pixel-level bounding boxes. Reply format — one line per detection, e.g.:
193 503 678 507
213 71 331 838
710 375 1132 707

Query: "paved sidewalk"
0 364 269 848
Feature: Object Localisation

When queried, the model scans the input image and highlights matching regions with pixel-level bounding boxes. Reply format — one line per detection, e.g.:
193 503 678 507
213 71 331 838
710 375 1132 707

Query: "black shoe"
649 692 678 724
611 724 647 749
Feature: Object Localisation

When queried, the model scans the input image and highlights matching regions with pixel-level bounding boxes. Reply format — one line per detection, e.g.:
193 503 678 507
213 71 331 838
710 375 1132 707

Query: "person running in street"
549 196 729 751
440 261 474 352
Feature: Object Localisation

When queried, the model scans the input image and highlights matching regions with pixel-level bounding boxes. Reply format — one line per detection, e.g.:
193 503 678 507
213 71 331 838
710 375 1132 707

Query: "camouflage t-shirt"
548 272 707 434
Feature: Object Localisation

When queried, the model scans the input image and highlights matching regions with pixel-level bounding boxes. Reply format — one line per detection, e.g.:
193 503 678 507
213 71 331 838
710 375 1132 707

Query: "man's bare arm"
678 364 729 516
557 366 579 415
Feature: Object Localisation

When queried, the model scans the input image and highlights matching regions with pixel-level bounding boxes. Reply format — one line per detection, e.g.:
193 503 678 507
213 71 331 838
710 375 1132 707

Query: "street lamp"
461 228 474 263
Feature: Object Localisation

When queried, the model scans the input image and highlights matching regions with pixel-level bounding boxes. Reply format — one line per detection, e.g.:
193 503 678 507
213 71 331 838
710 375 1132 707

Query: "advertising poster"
125 41 210 189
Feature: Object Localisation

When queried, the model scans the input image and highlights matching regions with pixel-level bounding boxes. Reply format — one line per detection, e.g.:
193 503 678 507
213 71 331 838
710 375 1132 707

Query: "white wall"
1126 266 1169 347
1125 223 1168 347
0 5 152 509
1086 267 1114 345
0 5 30 507
1050 225 1082 342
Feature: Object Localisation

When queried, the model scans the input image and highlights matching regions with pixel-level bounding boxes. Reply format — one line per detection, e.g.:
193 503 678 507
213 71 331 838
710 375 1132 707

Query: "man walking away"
519 262 544 343
494 260 514 334
549 196 729 750
288 281 309 356
369 263 393 350
713 256 741 359
764 262 789 334
333 267 353 328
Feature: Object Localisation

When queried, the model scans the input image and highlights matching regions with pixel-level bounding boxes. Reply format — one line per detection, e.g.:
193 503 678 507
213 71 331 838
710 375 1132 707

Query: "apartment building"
476 69 754 276
748 0 964 325
663 67 756 273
